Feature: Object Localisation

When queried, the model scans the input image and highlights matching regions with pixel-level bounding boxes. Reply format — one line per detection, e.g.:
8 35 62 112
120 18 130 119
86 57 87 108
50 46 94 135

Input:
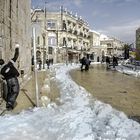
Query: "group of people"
38 58 53 70
0 45 20 111
80 56 91 71
106 55 118 69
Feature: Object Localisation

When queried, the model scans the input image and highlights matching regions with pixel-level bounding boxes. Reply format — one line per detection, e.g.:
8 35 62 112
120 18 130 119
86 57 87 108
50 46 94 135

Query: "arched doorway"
36 50 41 63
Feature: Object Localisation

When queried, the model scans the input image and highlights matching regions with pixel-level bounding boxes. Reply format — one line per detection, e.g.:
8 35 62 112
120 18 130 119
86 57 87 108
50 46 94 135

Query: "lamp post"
55 22 60 63
42 33 46 69
66 37 68 65
64 29 68 65
32 27 39 107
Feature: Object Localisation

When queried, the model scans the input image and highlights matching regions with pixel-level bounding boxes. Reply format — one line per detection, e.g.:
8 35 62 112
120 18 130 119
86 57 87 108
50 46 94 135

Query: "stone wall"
0 0 31 76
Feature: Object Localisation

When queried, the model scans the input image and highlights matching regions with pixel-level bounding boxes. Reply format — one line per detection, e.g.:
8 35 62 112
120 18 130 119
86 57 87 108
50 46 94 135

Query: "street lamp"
63 36 68 65
42 33 46 69
32 27 39 107
66 38 68 65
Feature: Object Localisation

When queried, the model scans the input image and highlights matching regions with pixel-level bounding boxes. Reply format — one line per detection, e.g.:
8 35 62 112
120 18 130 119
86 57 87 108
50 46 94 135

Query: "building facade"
89 30 102 62
89 32 124 62
0 0 31 77
31 9 47 68
100 35 124 59
31 7 90 64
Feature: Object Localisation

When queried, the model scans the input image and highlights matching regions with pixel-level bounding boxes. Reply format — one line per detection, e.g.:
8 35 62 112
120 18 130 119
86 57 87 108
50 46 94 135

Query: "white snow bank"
0 64 140 140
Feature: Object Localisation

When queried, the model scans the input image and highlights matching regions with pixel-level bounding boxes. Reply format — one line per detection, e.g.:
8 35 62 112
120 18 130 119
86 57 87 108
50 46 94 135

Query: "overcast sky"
32 0 140 44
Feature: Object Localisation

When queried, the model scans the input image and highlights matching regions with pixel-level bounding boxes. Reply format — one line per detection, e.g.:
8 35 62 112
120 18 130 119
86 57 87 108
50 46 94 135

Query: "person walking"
113 56 118 68
85 57 90 71
0 45 20 110
80 56 86 71
106 56 110 69
38 59 42 70
46 59 50 69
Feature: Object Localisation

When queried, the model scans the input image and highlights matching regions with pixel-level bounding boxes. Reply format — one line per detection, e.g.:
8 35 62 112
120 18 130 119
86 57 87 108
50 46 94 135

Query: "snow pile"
116 65 140 77
0 64 140 140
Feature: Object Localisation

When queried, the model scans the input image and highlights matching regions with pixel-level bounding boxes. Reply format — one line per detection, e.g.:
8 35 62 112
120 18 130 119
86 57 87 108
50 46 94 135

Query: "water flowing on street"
70 64 140 117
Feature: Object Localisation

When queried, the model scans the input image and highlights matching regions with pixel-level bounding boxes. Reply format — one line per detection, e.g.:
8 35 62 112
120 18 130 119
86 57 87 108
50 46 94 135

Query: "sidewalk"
0 68 60 115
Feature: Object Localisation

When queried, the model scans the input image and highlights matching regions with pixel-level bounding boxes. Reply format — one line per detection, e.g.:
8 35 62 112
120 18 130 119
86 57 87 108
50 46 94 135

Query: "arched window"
48 37 56 46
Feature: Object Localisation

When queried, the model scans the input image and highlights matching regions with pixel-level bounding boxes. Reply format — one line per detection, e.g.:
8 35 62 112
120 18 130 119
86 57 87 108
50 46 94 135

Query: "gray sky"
32 0 140 43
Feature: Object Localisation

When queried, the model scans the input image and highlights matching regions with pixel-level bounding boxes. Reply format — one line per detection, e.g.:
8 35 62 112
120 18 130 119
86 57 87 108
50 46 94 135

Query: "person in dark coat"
85 57 90 71
106 56 110 69
46 59 50 69
113 56 118 68
0 46 20 110
80 56 86 71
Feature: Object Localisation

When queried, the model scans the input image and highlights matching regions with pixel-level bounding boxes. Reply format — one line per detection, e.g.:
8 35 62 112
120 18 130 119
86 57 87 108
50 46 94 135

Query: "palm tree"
123 44 130 59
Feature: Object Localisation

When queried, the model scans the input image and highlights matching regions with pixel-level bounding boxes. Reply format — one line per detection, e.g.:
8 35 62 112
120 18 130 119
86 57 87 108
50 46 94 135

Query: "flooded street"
70 64 140 117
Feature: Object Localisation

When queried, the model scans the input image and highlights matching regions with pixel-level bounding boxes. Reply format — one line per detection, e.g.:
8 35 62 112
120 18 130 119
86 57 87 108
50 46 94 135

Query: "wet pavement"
70 64 140 117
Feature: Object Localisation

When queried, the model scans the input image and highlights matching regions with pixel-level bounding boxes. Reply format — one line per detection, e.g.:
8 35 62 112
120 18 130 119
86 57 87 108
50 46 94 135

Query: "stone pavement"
0 68 60 115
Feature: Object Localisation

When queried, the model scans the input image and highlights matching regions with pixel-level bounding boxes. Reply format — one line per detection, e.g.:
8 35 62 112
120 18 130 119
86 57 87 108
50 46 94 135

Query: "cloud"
92 11 99 17
92 10 110 18
95 0 139 4
39 0 83 11
73 0 82 7
97 19 140 43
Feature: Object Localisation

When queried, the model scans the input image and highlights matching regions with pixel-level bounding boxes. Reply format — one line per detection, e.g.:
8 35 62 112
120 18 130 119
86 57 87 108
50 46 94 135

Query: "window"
63 20 67 30
48 37 56 46
47 20 56 29
63 37 66 46
107 43 111 47
43 36 45 46
48 47 53 54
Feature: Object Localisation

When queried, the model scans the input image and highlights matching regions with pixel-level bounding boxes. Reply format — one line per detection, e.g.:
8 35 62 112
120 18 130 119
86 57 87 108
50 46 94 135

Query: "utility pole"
42 0 47 69
33 27 39 107
66 34 68 65
61 6 68 65
42 33 46 69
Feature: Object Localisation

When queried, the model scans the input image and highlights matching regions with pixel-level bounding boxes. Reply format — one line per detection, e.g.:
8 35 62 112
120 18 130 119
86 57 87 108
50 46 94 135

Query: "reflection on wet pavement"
70 64 140 117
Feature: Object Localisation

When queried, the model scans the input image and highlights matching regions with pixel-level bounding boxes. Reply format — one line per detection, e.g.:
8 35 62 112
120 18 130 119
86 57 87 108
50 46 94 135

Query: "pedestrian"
106 56 110 69
85 57 90 71
38 59 42 70
80 56 86 71
0 45 20 110
46 59 50 69
113 56 118 68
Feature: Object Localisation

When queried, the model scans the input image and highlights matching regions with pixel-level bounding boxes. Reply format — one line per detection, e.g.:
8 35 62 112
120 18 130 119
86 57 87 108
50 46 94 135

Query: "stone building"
31 7 90 64
0 0 31 77
89 30 102 62
31 8 48 68
100 35 124 59
89 32 124 62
